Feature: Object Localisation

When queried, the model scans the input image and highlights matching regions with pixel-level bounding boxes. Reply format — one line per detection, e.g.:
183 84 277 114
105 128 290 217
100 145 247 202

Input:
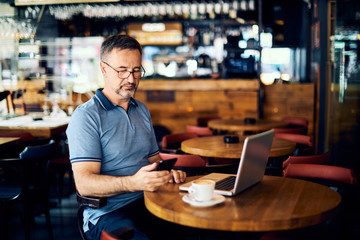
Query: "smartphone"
156 158 178 171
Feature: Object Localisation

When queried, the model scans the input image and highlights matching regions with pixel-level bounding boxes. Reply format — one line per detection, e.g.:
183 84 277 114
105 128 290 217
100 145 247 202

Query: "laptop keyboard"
215 176 236 191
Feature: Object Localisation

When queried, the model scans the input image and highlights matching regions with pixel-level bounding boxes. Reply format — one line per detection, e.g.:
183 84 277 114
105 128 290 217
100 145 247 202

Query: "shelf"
18 56 97 61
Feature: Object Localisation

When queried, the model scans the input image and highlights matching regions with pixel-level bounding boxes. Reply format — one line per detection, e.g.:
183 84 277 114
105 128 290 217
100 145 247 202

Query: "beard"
117 83 137 98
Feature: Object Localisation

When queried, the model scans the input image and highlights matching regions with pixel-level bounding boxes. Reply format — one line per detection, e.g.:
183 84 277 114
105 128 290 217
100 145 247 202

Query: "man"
66 34 186 240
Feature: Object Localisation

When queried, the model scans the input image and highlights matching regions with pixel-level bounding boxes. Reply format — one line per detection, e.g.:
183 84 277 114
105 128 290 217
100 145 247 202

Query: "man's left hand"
170 169 186 183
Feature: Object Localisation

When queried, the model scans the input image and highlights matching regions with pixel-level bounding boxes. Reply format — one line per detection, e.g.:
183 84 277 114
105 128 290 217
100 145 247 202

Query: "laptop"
179 129 274 196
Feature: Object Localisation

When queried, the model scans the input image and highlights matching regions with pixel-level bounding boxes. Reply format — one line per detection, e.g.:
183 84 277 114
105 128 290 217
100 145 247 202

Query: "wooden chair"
76 192 134 240
282 151 331 169
161 132 198 153
50 152 73 204
10 89 26 113
274 133 314 155
186 125 214 136
0 90 11 114
159 152 207 176
0 140 56 240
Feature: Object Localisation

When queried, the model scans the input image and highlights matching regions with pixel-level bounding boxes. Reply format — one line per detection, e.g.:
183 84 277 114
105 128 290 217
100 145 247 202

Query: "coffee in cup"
188 179 215 202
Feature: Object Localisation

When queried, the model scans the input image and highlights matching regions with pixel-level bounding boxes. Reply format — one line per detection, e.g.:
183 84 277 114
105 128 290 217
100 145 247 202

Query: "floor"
7 193 81 240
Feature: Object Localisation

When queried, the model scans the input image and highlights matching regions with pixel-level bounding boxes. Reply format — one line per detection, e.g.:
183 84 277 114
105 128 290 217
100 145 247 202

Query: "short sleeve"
66 107 102 163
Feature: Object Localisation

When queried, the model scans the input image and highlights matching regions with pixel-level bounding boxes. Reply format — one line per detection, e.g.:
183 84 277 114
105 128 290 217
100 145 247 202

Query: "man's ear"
100 61 107 75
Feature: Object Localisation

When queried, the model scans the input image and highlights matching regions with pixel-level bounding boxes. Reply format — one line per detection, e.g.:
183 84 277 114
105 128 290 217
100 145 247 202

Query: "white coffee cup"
188 179 215 202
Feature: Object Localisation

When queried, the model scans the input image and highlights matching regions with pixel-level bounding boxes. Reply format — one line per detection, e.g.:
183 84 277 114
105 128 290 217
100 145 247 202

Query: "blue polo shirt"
66 89 159 232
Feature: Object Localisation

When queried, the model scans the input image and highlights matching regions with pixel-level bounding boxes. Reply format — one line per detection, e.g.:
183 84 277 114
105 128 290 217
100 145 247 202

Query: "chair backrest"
10 89 26 113
186 125 214 137
197 116 221 127
274 133 313 147
0 91 11 113
159 152 207 176
282 116 308 128
283 151 331 169
275 133 314 155
283 163 357 185
0 91 10 102
20 139 56 160
161 132 198 150
20 140 56 197
159 152 206 167
274 126 307 135
24 103 43 113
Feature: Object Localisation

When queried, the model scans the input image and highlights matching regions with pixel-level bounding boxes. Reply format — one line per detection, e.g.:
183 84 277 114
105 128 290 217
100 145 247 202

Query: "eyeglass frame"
102 61 146 79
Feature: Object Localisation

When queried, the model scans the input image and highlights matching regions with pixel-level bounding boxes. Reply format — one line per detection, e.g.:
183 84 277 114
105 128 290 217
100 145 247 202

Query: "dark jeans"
85 197 198 240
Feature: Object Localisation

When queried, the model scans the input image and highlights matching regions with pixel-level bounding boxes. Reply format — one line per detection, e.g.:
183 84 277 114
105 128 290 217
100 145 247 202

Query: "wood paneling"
262 83 315 136
136 79 260 133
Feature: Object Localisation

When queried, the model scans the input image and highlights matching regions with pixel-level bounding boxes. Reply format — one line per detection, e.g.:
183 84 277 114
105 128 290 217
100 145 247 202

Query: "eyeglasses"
102 61 145 79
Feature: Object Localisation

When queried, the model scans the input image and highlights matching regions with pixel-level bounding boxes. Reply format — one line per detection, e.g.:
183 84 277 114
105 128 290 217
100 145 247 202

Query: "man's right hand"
130 163 172 192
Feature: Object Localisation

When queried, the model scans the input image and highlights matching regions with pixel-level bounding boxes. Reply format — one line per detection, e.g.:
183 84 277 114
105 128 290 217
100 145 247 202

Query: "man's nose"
127 72 136 82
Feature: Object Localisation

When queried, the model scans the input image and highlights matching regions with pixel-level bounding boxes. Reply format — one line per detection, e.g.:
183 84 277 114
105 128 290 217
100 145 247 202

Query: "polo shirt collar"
95 88 138 111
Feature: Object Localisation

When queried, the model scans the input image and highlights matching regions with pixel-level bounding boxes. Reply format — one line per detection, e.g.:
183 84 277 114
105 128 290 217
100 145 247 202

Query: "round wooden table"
144 176 341 232
0 137 20 146
181 136 296 158
208 119 288 135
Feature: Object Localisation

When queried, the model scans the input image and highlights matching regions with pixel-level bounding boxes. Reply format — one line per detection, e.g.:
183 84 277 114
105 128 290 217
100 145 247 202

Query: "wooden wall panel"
136 80 259 133
262 83 315 136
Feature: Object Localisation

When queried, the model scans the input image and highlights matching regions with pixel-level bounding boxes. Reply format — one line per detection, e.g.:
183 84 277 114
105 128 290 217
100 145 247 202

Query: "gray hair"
100 34 142 61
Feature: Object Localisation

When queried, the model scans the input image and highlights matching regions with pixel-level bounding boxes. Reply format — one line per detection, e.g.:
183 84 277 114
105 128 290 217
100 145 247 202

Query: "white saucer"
182 194 225 207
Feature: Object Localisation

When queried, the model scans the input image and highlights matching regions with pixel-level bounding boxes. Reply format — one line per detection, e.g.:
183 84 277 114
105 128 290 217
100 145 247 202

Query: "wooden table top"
0 137 20 146
181 135 296 158
144 176 341 232
0 116 70 138
208 119 288 134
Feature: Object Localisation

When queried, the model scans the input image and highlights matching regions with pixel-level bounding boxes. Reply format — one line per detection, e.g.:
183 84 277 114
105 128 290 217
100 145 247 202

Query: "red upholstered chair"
196 116 221 127
282 116 308 128
259 227 337 240
274 133 314 155
159 152 207 176
186 125 214 137
100 228 134 240
275 117 309 135
282 151 331 169
283 163 356 185
161 132 198 153
273 126 308 135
